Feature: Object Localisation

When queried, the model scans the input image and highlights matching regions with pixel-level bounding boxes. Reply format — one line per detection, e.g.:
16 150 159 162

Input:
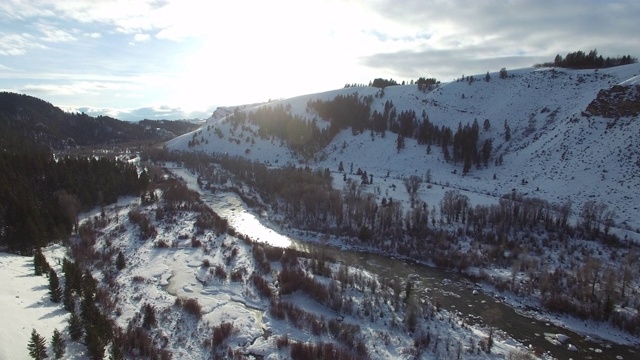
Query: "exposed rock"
585 84 640 118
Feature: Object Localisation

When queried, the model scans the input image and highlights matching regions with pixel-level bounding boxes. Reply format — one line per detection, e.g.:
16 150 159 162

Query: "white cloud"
84 32 101 38
133 33 151 42
0 32 46 55
36 22 76 43
20 80 137 96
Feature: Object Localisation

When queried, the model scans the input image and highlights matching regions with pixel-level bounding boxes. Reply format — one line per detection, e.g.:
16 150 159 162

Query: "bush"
214 265 227 280
251 274 272 298
211 322 234 347
230 269 244 282
176 298 202 319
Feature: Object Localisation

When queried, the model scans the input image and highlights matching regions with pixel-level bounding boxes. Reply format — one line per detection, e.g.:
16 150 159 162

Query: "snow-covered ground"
68 166 534 359
0 245 85 360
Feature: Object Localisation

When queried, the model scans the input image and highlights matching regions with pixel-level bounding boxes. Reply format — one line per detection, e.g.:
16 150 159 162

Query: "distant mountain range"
0 92 201 152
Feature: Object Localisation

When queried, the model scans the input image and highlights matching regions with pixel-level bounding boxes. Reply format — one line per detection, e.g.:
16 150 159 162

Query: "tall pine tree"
51 328 65 359
68 313 83 341
27 329 47 360
48 269 62 303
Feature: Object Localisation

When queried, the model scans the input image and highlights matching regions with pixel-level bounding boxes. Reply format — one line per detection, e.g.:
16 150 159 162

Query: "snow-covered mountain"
167 63 640 235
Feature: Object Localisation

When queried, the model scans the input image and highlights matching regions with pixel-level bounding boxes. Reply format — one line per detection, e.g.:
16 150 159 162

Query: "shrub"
230 269 244 282
251 274 272 298
214 265 227 280
211 322 234 347
176 298 202 319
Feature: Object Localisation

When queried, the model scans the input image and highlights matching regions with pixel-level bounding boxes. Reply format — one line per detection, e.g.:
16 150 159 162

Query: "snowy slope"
0 246 85 360
167 63 640 234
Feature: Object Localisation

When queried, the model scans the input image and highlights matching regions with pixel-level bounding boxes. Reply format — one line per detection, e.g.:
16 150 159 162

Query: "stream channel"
173 166 638 359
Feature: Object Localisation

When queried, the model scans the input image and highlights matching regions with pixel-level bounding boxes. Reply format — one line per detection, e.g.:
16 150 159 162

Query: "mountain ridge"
0 92 201 152
166 63 640 234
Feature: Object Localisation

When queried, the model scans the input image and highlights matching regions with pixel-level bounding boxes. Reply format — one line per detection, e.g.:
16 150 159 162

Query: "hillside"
167 63 640 234
0 92 200 152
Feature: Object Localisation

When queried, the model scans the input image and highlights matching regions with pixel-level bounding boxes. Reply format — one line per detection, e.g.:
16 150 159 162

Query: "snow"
0 245 83 360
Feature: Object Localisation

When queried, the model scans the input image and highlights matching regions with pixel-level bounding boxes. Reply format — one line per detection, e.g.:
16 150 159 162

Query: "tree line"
537 49 637 69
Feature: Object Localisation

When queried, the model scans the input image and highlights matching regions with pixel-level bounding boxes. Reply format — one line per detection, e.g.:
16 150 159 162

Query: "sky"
0 0 638 121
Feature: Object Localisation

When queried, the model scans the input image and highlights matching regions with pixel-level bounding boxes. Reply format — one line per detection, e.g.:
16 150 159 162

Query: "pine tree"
51 329 65 359
82 269 97 299
48 269 62 302
85 325 105 360
338 161 344 172
33 248 49 276
27 329 47 360
68 313 83 341
63 282 75 312
504 120 511 141
116 251 126 271
109 342 124 360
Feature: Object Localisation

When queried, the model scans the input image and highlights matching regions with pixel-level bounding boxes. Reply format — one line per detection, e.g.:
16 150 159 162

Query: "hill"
166 63 640 235
0 92 200 152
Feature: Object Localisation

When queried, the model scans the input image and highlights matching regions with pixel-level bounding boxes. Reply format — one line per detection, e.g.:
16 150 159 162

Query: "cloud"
0 32 46 55
133 33 151 42
355 0 640 80
84 32 101 39
36 22 76 43
19 81 134 96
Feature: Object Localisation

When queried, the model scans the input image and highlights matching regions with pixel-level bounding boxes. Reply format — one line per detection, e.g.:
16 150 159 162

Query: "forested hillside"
0 92 199 152
0 150 147 253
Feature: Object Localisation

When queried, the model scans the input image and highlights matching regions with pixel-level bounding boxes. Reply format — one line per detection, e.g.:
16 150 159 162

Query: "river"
171 166 638 359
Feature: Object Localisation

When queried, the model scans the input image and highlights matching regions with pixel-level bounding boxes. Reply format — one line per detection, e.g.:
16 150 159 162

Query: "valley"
1 60 640 359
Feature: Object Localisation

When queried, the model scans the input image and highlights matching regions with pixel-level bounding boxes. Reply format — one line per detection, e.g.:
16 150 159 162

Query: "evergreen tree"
504 120 511 141
82 269 97 299
33 248 49 276
48 269 62 303
485 71 491 82
116 251 126 271
85 325 105 360
483 119 491 131
482 139 493 167
109 342 124 360
51 329 66 359
396 134 405 153
63 282 75 312
27 329 48 360
338 161 344 172
68 313 83 341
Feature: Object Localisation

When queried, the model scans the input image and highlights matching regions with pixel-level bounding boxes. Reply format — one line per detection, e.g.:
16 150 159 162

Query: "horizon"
1 0 639 121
